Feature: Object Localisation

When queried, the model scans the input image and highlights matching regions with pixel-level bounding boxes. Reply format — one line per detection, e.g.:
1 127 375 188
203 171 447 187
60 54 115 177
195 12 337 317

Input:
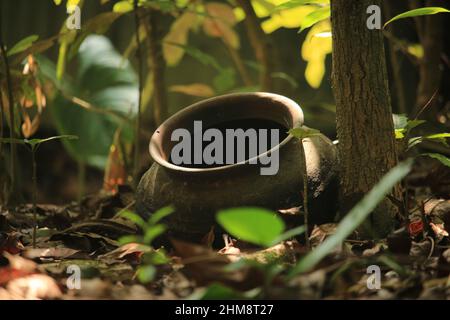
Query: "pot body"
136 93 338 241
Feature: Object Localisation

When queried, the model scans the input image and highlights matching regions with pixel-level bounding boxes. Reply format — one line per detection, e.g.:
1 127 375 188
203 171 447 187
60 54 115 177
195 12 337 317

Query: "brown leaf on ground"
23 248 86 260
171 239 263 290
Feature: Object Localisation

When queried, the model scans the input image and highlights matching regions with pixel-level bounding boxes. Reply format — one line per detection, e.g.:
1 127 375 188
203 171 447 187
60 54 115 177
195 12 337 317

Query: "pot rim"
149 92 304 173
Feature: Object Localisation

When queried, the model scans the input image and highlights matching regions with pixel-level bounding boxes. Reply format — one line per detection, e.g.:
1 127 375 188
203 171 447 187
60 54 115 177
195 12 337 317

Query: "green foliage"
288 127 321 139
384 7 450 28
40 35 138 169
216 207 305 247
289 159 413 276
0 135 78 151
298 6 330 33
119 206 174 284
7 35 39 57
119 206 174 246
422 153 450 168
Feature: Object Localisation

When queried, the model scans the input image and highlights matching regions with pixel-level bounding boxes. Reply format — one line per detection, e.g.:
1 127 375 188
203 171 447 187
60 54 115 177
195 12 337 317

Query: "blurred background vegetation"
0 0 448 205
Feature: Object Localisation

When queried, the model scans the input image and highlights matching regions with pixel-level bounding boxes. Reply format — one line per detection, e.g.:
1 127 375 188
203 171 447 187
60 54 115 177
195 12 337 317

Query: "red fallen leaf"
0 233 25 255
0 268 33 286
409 219 424 237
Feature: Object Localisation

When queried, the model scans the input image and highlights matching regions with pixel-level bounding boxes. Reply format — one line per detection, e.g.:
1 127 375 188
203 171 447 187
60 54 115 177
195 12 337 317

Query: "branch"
236 0 274 91
144 9 168 126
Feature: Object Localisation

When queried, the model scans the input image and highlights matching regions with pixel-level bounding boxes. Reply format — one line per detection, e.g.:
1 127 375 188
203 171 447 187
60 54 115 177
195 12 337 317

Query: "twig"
144 9 168 126
414 88 438 120
31 149 37 248
133 0 144 188
0 1 17 201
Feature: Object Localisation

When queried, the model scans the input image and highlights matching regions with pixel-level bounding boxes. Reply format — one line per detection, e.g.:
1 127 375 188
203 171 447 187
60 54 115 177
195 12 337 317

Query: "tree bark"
330 0 399 237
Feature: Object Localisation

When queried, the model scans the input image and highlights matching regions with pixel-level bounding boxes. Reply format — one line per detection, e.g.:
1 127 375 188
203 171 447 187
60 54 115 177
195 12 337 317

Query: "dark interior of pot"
150 93 303 170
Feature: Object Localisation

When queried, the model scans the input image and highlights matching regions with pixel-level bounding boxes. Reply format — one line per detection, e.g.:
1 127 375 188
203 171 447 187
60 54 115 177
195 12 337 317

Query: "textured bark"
237 0 274 91
330 0 398 237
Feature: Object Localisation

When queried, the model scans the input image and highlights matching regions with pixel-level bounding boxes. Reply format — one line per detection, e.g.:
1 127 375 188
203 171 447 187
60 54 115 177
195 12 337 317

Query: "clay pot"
136 92 338 241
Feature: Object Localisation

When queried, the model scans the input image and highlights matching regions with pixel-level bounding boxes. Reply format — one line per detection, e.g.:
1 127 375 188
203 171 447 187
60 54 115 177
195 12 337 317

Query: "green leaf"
298 6 330 33
425 133 450 140
384 7 450 28
216 207 285 247
120 210 147 229
272 225 306 245
24 135 78 149
422 153 450 168
395 129 405 139
118 235 140 245
274 0 329 12
113 1 133 13
0 138 27 145
289 127 321 139
7 35 39 56
406 119 426 131
40 35 138 168
137 265 156 284
148 206 174 225
392 114 408 130
143 224 167 244
289 159 413 276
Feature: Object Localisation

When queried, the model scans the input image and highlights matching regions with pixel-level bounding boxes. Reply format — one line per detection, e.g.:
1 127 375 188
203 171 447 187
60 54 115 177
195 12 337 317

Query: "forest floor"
0 158 450 300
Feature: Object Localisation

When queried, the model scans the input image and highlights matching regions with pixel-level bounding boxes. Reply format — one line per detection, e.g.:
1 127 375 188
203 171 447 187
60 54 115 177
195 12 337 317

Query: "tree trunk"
237 0 274 91
330 0 399 237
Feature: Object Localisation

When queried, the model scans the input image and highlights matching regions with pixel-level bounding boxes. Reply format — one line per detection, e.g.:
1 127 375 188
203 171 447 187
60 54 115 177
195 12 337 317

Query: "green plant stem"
77 160 85 202
0 2 17 202
31 149 37 248
300 140 310 249
133 0 143 188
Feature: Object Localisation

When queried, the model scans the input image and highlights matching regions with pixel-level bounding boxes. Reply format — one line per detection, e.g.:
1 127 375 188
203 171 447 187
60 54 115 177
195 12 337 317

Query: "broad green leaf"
422 153 450 168
216 207 285 247
406 119 426 131
40 35 138 168
7 35 39 56
384 7 450 28
148 206 174 225
298 6 330 33
289 159 413 276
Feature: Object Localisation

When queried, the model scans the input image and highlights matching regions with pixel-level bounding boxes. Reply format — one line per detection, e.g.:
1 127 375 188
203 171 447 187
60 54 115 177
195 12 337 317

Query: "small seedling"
288 126 322 248
0 135 78 247
119 206 174 283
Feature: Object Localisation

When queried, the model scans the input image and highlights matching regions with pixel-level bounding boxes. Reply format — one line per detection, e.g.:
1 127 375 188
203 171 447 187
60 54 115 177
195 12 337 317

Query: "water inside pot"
169 118 289 168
